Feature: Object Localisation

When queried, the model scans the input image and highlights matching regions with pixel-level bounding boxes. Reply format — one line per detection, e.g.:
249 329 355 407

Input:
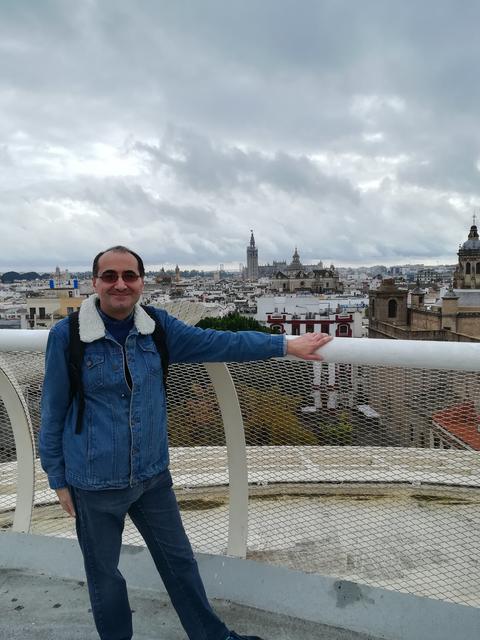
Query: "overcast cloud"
1 0 479 271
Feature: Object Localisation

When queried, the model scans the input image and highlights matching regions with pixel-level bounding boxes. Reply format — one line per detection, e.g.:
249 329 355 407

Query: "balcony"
1 331 480 639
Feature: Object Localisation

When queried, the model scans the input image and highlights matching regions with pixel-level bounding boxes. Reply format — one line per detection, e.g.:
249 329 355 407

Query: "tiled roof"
432 402 480 451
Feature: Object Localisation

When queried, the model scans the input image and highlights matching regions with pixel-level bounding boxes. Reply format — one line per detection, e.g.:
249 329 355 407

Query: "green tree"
196 312 271 333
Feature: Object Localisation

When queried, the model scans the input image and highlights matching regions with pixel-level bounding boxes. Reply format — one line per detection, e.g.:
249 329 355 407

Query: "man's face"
93 250 144 320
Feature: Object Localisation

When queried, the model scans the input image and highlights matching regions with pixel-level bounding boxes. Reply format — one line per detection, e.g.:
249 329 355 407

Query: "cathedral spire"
246 230 258 280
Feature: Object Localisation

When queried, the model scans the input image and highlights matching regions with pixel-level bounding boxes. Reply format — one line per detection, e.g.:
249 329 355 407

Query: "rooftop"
432 402 480 450
3 531 480 640
0 567 378 640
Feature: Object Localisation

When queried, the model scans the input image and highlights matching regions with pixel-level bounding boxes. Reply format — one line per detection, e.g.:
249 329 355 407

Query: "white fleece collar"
78 294 155 342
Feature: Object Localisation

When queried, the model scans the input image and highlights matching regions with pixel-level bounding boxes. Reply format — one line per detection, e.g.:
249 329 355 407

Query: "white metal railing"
1 329 480 607
3 329 480 370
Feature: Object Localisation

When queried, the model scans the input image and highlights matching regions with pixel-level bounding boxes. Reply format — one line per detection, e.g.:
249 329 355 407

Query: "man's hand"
56 487 76 517
286 333 333 361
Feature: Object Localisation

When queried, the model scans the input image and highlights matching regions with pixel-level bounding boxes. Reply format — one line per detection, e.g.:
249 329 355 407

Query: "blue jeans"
71 469 229 640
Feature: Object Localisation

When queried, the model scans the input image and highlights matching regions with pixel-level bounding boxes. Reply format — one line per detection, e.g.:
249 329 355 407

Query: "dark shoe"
227 632 264 640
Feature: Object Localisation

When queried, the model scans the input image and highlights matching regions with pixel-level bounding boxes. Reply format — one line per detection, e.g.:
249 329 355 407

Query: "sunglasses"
97 270 142 283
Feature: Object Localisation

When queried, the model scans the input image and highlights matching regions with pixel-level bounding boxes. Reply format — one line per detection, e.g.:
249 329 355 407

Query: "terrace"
1 330 479 639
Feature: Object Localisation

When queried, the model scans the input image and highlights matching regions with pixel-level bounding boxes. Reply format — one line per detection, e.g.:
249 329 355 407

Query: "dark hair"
92 246 145 277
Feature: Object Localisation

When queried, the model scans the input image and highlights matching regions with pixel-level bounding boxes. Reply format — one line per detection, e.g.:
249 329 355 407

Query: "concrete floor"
0 569 382 640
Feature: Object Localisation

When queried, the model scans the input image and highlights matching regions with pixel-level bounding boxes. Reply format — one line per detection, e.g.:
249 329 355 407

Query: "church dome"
461 224 480 251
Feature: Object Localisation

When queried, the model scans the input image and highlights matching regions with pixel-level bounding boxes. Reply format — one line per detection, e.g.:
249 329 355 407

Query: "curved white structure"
205 363 248 557
0 360 35 532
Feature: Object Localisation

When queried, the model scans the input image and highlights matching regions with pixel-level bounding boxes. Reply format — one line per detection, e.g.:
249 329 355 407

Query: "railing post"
205 363 248 558
0 359 35 533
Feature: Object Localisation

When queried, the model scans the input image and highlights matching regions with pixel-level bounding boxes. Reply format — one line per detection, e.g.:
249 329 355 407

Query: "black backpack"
68 305 169 434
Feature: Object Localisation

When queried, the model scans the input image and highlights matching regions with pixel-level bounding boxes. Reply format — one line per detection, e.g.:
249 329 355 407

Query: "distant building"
246 230 259 281
453 216 480 288
255 295 366 337
369 219 480 342
270 248 342 294
155 268 173 287
23 286 85 329
258 261 287 278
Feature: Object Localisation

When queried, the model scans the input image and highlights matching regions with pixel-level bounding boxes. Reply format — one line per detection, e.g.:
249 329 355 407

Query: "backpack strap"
68 311 86 435
141 305 169 391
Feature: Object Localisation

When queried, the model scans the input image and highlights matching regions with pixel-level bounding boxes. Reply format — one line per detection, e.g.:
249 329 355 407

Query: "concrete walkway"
0 570 380 640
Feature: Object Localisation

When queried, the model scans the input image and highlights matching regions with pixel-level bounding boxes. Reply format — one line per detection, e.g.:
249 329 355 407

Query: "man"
40 246 333 640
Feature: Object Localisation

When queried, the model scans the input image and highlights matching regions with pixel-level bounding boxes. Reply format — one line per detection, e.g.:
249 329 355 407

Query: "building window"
305 323 314 333
466 262 471 274
321 323 329 334
388 299 397 318
292 324 300 336
29 307 36 318
39 307 46 319
371 300 375 318
339 324 349 335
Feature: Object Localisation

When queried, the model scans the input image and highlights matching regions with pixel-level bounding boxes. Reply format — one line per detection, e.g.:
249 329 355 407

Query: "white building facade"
255 295 367 337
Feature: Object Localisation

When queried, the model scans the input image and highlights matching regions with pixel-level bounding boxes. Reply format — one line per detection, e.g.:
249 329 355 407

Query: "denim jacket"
39 295 285 490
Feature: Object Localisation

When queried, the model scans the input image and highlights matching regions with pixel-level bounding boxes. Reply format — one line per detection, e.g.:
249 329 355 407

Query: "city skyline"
0 255 458 276
1 2 480 270
0 229 463 275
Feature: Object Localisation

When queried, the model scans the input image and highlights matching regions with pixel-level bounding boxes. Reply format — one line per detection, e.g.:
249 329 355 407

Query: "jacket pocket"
138 340 162 377
83 353 105 391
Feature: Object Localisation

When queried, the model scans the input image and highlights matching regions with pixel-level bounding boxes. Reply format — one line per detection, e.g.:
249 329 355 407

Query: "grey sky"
1 0 479 271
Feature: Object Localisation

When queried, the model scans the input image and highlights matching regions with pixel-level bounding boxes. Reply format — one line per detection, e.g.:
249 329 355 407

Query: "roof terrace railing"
1 330 480 610
2 328 480 369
